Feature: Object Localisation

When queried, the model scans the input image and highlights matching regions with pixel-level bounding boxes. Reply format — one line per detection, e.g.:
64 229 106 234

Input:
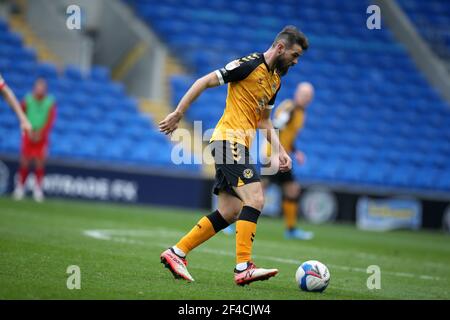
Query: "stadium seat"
398 0 450 61
0 17 198 174
3 0 450 190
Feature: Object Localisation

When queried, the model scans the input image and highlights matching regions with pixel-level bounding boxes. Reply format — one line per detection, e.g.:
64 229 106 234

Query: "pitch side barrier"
0 155 211 210
0 155 448 230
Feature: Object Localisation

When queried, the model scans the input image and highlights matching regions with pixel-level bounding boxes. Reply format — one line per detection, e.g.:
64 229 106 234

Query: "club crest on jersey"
243 169 254 179
257 97 269 113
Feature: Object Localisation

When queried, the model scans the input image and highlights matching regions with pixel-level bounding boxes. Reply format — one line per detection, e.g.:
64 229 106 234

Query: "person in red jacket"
13 78 56 202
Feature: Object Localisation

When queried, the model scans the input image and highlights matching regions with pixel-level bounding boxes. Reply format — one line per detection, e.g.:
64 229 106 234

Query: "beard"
274 55 291 77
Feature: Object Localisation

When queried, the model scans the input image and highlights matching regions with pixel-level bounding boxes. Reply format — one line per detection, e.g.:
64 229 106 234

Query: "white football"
295 260 330 292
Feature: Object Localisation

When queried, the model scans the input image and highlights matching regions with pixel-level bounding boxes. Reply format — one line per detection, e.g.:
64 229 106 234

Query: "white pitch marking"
83 229 443 281
83 230 112 240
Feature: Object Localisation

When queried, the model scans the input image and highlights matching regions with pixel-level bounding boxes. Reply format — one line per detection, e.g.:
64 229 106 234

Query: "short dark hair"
273 25 309 51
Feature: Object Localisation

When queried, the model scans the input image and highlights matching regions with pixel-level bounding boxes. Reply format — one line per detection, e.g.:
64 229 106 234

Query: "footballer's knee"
219 209 240 224
19 157 29 167
245 193 265 211
218 202 242 223
285 182 301 200
35 159 45 169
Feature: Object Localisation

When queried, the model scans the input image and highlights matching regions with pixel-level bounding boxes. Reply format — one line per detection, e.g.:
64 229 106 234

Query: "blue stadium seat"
4 3 450 186
35 63 59 79
64 65 86 80
0 16 195 173
90 65 111 82
398 0 450 60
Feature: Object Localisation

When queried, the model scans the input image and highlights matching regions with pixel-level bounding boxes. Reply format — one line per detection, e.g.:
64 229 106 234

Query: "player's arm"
159 72 220 135
159 54 260 135
272 100 293 129
0 80 32 135
258 108 292 172
293 114 307 164
293 127 306 165
43 103 56 133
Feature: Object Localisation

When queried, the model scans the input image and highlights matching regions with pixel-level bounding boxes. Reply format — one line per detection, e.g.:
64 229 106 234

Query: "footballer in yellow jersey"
209 52 281 198
159 26 309 285
263 82 315 240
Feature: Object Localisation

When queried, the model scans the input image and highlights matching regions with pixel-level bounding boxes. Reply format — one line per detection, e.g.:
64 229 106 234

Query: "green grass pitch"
0 197 449 300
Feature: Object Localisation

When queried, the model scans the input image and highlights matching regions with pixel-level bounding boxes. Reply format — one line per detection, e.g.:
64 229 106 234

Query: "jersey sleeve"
0 74 6 90
215 53 261 85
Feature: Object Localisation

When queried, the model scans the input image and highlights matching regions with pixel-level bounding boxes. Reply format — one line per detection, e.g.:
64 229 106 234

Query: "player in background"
262 82 315 240
222 82 315 240
0 73 32 135
159 26 308 285
13 78 56 202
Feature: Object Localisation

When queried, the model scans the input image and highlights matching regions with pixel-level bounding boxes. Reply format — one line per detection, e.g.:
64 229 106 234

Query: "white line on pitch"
83 229 443 282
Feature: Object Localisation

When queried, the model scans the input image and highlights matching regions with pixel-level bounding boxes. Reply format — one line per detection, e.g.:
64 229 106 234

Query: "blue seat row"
124 0 450 193
0 17 198 173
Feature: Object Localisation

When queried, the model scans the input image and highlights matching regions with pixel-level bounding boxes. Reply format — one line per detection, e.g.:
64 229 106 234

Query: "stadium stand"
398 0 450 62
124 0 450 193
0 18 199 172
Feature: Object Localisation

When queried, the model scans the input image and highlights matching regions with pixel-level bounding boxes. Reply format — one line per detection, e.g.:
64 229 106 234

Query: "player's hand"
20 118 32 136
30 130 42 142
279 152 292 172
159 111 182 135
295 150 306 165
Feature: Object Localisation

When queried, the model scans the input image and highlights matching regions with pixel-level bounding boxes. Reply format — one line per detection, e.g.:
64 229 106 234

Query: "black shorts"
210 140 261 199
266 169 295 185
261 161 295 185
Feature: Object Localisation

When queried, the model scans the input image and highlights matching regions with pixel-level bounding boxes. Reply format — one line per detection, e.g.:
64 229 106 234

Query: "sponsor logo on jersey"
225 59 240 71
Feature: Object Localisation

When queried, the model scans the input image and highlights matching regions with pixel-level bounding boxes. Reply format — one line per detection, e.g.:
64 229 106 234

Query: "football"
295 260 330 292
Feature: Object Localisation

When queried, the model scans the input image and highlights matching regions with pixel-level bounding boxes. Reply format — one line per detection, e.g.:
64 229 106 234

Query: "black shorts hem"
210 140 261 199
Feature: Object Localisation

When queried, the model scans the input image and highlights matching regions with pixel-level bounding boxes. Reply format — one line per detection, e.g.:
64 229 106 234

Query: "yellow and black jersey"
0 73 5 90
266 99 305 156
210 52 281 148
